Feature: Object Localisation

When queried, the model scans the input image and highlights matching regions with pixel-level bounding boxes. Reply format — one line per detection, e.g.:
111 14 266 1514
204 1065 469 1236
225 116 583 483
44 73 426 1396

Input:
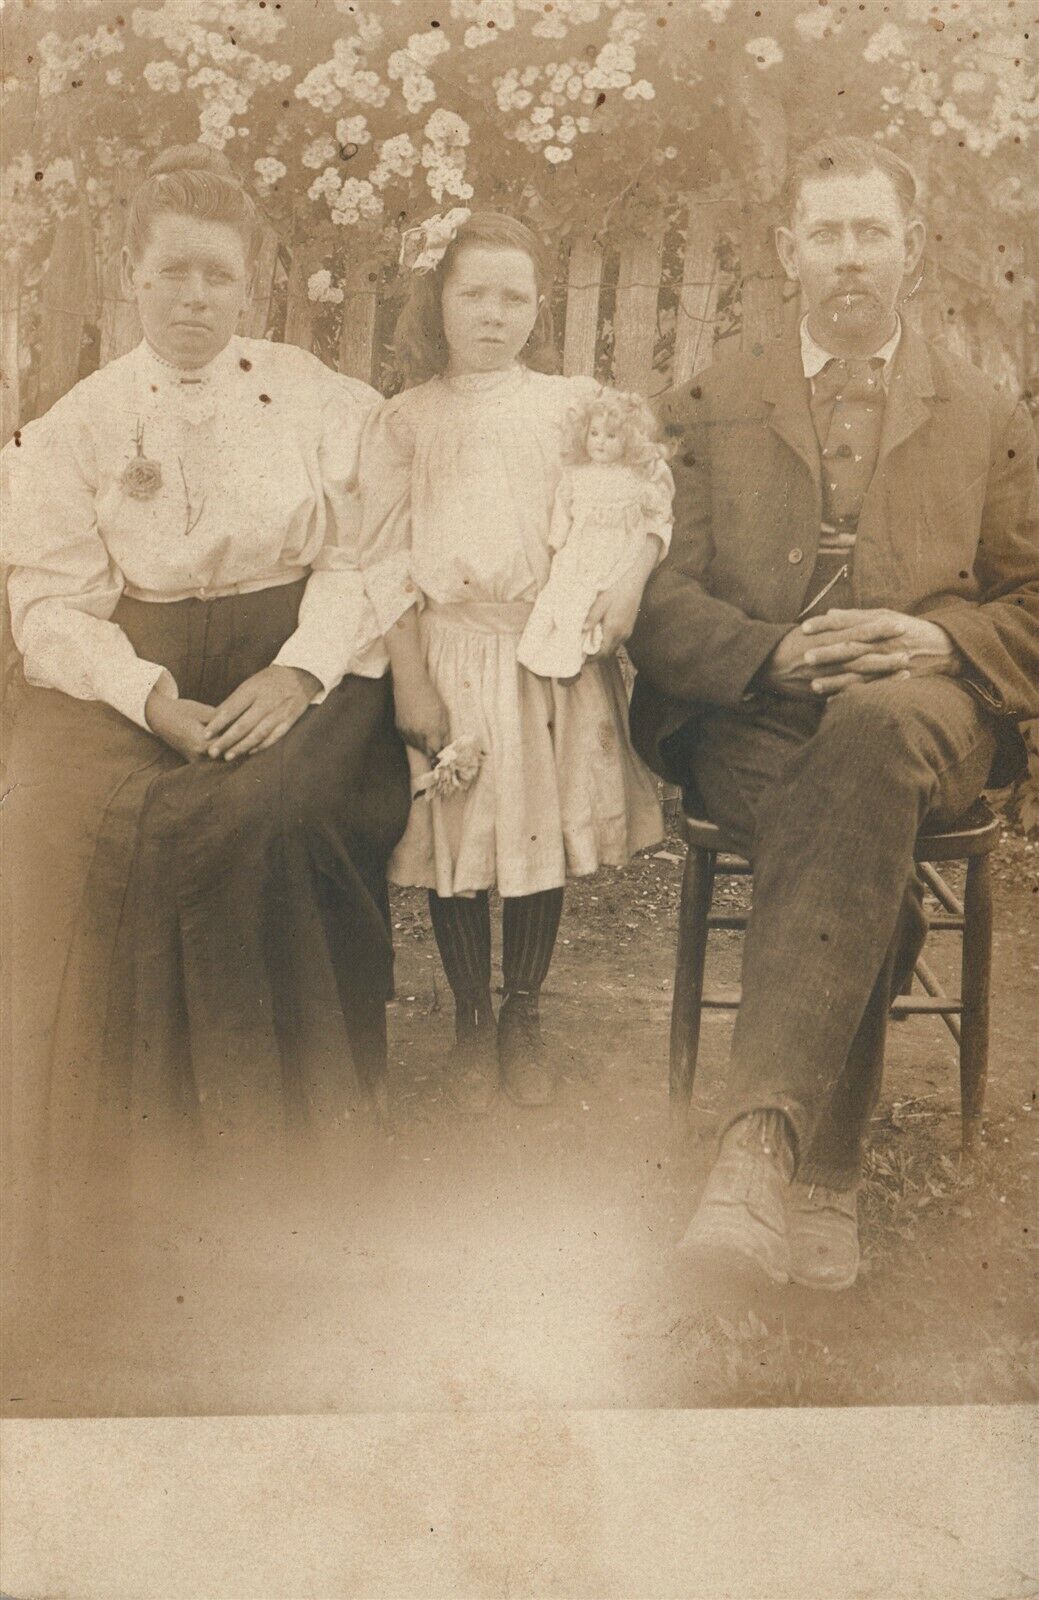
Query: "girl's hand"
204 665 320 760
393 672 451 760
583 535 663 660
583 565 648 659
145 691 219 762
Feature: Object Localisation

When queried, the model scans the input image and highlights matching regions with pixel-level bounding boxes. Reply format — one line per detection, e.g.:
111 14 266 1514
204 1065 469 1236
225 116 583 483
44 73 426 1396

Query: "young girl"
358 210 667 1113
518 385 674 680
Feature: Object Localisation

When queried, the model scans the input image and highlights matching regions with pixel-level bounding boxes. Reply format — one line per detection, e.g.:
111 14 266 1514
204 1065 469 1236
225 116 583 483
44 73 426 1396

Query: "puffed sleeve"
272 374 388 688
548 467 575 553
2 395 175 729
356 392 420 635
639 458 675 561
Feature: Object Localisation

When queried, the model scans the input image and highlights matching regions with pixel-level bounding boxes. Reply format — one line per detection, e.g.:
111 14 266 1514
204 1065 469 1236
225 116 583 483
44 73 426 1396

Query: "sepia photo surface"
1 0 1036 1592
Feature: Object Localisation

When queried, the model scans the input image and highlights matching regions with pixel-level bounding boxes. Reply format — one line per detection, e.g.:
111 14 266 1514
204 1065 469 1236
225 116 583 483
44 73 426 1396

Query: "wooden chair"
669 800 1000 1151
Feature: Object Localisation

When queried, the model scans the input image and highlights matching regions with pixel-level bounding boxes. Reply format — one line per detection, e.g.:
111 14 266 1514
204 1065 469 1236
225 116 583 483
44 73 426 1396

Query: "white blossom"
370 132 420 188
254 156 287 187
336 115 371 147
793 10 832 43
143 59 183 92
745 37 784 70
302 135 338 169
307 268 344 304
307 167 344 203
544 145 573 164
863 23 908 64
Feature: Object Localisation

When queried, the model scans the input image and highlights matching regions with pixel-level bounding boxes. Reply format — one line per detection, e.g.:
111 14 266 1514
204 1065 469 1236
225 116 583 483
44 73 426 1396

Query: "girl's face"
441 244 541 374
586 412 624 464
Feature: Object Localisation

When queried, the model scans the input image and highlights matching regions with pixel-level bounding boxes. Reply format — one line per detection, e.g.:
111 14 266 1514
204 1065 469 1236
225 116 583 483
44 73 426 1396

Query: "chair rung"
702 913 963 933
889 994 963 1016
918 862 964 917
701 986 965 1019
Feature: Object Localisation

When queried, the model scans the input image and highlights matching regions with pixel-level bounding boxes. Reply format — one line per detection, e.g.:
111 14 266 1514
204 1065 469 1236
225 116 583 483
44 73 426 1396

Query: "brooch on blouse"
120 420 163 499
120 420 206 535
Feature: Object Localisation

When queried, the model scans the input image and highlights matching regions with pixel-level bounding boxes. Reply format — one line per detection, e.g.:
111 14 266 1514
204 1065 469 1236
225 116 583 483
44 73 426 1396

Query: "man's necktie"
809 356 886 551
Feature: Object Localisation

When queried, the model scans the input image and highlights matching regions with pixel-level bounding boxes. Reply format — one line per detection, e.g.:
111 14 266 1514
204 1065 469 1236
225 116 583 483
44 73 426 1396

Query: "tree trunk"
726 64 789 349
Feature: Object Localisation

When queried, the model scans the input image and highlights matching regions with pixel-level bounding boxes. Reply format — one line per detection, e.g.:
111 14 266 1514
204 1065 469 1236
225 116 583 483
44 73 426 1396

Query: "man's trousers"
664 675 999 1187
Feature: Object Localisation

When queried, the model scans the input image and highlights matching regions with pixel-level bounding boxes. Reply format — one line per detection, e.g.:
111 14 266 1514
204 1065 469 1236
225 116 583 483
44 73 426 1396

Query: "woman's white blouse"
2 336 385 728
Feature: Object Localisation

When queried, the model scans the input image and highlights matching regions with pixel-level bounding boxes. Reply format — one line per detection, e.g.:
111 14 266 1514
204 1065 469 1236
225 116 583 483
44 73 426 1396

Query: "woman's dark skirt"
2 580 410 1268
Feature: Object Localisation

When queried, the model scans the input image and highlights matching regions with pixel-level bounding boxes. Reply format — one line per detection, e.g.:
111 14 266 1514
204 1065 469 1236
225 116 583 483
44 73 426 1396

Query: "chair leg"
959 852 993 1153
669 846 715 1119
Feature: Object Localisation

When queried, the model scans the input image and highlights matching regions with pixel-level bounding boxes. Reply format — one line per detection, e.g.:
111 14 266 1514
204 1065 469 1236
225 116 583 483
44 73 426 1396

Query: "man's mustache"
827 280 878 302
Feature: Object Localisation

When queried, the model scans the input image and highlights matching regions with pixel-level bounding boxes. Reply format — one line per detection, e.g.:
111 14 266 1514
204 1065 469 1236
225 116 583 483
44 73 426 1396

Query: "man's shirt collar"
800 315 902 384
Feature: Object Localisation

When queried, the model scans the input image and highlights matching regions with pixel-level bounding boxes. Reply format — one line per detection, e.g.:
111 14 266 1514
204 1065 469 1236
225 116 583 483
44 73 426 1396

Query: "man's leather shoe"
787 1182 860 1291
679 1110 795 1286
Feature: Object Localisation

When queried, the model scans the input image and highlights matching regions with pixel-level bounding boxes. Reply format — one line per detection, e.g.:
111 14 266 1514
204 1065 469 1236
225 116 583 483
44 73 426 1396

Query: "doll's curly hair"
392 210 557 389
561 385 671 474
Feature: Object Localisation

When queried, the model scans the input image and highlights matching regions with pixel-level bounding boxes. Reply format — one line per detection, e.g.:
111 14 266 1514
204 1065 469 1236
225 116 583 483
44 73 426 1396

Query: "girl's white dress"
358 366 665 898
517 459 674 679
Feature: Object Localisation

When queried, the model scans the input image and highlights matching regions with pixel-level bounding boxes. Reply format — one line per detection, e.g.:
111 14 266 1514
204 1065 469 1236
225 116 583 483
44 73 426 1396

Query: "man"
628 137 1039 1293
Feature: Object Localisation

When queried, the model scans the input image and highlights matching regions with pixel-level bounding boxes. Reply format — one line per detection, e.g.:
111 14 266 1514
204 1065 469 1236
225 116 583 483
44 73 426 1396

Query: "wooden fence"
3 184 1029 444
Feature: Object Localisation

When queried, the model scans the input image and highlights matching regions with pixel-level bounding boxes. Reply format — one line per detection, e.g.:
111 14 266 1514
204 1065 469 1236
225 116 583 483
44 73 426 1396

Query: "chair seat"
672 793 997 1151
680 797 1000 862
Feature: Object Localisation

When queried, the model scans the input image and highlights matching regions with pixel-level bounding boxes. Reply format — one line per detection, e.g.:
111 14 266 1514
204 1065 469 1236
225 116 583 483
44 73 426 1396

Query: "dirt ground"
5 817 1037 1417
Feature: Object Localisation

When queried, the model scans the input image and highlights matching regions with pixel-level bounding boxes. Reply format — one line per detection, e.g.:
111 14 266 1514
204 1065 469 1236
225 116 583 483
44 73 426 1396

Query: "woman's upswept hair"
392 210 557 388
561 385 671 474
125 143 259 264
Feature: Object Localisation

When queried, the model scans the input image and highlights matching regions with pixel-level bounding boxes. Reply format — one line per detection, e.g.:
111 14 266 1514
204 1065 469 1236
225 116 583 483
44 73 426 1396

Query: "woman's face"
441 244 540 374
124 211 249 369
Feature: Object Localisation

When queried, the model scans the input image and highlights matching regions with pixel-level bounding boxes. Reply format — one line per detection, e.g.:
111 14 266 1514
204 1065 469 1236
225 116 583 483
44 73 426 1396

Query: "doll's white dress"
517 460 674 679
357 366 666 898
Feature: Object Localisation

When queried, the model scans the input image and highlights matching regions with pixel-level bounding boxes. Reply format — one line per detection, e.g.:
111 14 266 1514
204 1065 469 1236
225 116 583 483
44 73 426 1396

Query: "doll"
517 385 674 680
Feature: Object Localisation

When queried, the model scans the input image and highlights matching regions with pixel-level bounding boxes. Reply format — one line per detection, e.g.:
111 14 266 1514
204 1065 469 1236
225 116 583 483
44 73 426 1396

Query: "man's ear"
902 216 926 284
774 225 800 283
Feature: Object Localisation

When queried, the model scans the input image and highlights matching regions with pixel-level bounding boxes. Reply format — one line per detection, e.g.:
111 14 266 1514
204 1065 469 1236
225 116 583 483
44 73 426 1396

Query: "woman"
1 146 410 1278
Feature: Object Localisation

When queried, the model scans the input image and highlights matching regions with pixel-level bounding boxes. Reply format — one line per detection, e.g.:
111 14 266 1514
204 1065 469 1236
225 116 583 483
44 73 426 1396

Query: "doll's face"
585 412 624 464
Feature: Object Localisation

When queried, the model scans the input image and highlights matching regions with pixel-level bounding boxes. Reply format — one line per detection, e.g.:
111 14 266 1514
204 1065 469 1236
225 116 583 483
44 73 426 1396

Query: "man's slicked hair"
783 137 922 223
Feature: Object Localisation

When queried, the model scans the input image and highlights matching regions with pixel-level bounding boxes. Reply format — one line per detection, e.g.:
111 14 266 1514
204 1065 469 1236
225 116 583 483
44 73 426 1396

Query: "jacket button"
788 548 804 565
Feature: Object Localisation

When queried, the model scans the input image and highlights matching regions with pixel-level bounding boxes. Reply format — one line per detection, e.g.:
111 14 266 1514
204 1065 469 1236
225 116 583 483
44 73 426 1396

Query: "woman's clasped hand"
145 664 321 761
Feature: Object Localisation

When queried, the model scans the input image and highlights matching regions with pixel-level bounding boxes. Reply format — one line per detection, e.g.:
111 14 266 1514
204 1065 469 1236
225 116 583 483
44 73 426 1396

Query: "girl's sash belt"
424 598 533 636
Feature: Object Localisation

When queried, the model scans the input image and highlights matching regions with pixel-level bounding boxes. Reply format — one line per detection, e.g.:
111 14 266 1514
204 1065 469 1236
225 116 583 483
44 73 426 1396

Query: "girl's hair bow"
398 208 472 275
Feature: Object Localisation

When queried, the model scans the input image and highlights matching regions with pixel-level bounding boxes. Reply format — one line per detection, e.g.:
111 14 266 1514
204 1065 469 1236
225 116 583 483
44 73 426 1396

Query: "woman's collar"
138 336 242 386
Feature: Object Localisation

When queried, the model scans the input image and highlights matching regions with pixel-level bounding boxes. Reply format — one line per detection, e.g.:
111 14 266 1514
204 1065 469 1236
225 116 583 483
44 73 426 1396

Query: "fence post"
338 260 379 384
1 255 21 446
726 65 787 349
100 162 143 364
240 223 280 341
37 202 99 414
672 195 721 388
283 251 314 353
612 219 665 393
562 231 604 379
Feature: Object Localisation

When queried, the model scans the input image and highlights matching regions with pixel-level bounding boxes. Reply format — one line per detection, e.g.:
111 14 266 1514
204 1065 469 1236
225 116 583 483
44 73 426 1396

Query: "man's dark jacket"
628 318 1039 788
